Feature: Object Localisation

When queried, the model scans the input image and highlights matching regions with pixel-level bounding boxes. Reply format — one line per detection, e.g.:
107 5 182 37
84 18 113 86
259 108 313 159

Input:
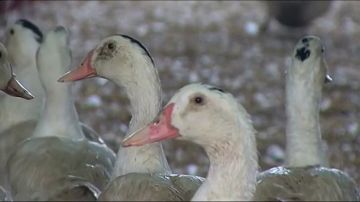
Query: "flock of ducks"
0 18 358 201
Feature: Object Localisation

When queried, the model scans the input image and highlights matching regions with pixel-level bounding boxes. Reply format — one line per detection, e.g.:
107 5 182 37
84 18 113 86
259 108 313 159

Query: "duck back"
99 173 184 201
0 120 107 187
7 136 115 200
254 166 360 201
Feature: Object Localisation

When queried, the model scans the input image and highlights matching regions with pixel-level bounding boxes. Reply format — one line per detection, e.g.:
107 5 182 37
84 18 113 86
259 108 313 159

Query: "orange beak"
58 50 96 82
122 103 179 147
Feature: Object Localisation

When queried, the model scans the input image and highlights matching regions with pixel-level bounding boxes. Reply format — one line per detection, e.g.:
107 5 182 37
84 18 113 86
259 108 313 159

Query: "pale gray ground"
0 1 359 186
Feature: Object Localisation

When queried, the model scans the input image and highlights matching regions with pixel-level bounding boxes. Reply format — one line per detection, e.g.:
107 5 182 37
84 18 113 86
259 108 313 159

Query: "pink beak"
58 50 96 82
122 103 179 147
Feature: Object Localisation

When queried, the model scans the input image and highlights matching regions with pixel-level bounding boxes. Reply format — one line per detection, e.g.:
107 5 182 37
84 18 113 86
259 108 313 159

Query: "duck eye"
107 43 115 50
10 29 14 35
0 52 2 58
194 96 204 105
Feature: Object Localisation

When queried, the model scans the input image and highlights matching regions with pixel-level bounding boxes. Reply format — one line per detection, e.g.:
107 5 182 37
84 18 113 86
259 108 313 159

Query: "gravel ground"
0 1 359 185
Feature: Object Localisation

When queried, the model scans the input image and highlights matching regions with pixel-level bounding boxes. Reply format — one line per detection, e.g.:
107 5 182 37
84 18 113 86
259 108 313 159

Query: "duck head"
0 42 34 99
5 19 43 67
36 26 71 93
290 35 332 84
122 83 242 148
58 34 154 83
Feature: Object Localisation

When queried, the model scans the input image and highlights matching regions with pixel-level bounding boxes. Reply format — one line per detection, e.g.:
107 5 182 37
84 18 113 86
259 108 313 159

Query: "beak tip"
325 74 333 84
25 95 35 100
121 134 145 147
21 89 34 100
57 74 69 83
57 78 65 83
121 137 131 147
121 142 130 147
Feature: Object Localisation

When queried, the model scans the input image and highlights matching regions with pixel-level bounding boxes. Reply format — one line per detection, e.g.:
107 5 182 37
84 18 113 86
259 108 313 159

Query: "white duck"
59 35 204 200
0 19 107 191
122 83 258 201
0 20 44 189
0 41 34 201
0 19 44 132
2 18 105 139
0 42 34 100
254 36 360 201
6 26 116 201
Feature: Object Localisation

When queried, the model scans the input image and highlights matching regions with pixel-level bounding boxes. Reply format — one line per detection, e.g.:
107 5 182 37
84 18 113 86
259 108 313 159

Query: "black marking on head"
0 51 2 59
54 26 66 33
97 40 118 60
119 34 154 65
302 38 309 44
295 46 311 62
15 19 43 43
208 86 225 93
301 37 312 49
107 43 115 50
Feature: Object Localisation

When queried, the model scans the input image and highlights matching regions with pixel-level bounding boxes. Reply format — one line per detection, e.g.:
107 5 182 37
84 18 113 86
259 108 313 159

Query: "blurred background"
0 0 359 184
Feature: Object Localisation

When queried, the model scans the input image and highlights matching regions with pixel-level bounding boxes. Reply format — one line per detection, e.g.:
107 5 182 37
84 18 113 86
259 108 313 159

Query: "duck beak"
122 103 179 147
3 76 34 100
325 74 333 84
323 59 332 84
58 50 96 82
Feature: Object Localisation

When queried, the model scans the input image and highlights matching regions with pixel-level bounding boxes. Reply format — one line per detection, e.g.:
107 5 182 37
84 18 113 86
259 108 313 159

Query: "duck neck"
0 43 44 131
13 62 43 98
33 83 84 140
111 63 171 178
193 121 257 201
285 69 324 167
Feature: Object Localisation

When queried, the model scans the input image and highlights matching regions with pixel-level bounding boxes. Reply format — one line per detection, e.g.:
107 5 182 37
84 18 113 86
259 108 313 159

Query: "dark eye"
194 96 203 105
10 29 14 35
107 43 115 50
0 52 2 58
321 47 325 53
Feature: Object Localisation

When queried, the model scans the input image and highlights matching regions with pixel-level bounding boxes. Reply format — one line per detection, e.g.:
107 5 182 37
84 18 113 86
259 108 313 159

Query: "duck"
122 83 258 201
0 20 45 190
58 34 204 200
0 42 34 100
1 19 44 132
2 18 104 140
6 26 116 201
0 19 107 191
253 36 360 201
0 41 34 201
2 18 105 142
262 1 332 31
